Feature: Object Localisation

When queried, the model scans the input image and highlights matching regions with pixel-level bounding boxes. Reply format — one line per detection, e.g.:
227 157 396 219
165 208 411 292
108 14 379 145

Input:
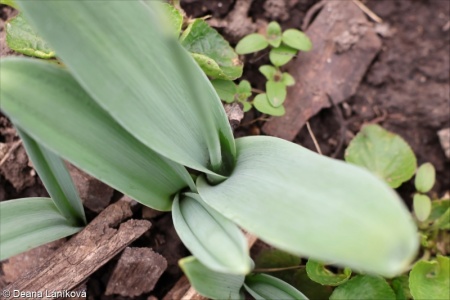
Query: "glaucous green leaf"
181 19 243 80
0 0 17 9
18 1 236 178
269 44 297 67
6 13 55 59
235 33 269 55
413 194 432 222
266 81 287 107
267 21 282 47
179 256 245 300
1 58 194 211
345 124 417 188
409 256 449 300
197 136 419 277
305 260 351 286
172 193 251 274
211 79 237 103
17 128 86 226
330 275 396 300
391 275 412 300
282 29 312 51
158 3 183 36
244 273 308 300
253 94 286 116
0 198 82 260
414 163 435 193
259 65 277 81
282 72 296 86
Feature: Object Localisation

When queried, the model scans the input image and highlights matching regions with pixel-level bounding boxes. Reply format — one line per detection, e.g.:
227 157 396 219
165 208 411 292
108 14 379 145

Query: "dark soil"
1 0 449 299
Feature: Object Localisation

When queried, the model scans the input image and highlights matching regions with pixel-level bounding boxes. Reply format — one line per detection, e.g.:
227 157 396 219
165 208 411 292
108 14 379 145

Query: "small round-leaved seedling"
414 162 436 193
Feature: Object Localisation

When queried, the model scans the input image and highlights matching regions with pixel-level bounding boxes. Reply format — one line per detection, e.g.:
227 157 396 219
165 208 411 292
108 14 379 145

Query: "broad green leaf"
282 29 312 51
259 65 277 81
413 194 432 222
235 33 269 55
267 21 282 47
244 274 308 300
179 256 245 300
181 19 243 80
266 81 287 107
391 275 412 300
253 94 285 116
330 275 396 300
211 79 237 103
6 13 55 59
282 72 296 86
305 260 351 286
197 136 419 277
172 193 251 274
0 198 82 260
0 58 193 211
17 128 86 226
269 44 297 67
415 163 435 193
0 0 17 9
345 124 417 188
18 1 236 178
158 3 183 36
237 80 252 101
409 256 449 300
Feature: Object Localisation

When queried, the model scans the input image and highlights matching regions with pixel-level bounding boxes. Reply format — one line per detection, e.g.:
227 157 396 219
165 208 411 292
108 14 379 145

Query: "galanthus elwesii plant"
0 1 418 298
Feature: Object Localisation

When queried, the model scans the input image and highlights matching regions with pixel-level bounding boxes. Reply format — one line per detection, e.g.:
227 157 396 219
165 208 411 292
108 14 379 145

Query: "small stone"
437 128 450 159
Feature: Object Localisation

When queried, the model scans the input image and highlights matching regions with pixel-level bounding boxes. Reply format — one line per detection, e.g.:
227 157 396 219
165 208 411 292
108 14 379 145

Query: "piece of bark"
438 128 450 159
105 247 167 297
162 276 190 300
67 163 113 212
224 102 244 130
1 200 151 300
263 1 382 141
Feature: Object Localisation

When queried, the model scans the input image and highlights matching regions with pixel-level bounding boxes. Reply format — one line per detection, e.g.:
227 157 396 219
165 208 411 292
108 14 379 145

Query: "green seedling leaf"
269 44 297 67
305 260 351 286
391 275 412 300
330 275 396 300
409 255 449 300
432 207 450 230
415 163 436 193
259 65 277 81
244 273 309 300
281 72 296 86
282 29 312 51
253 94 286 116
428 199 450 222
179 256 245 300
0 0 17 9
18 129 86 226
345 124 417 188
1 58 194 211
242 101 252 112
181 19 243 80
267 21 282 47
0 198 82 260
172 193 251 274
237 80 252 101
198 136 419 277
266 81 287 107
6 13 55 59
413 194 432 222
18 1 236 178
158 3 183 36
211 79 237 103
235 33 269 55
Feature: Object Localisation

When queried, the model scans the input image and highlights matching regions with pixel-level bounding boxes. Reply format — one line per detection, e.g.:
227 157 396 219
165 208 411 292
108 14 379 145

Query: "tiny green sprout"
415 162 436 193
413 193 432 222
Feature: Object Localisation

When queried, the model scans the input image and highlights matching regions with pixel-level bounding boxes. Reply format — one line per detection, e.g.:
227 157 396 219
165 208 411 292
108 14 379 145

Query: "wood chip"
263 1 382 141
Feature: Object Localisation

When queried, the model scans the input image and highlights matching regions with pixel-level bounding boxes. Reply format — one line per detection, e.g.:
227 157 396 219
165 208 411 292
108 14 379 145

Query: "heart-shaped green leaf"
211 79 237 103
415 162 436 193
269 44 297 67
330 275 396 300
6 13 55 59
181 19 243 80
244 274 308 300
345 124 417 188
267 21 282 47
409 256 449 300
236 33 269 55
413 194 432 222
305 260 351 286
253 94 286 116
282 29 312 51
266 81 287 107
